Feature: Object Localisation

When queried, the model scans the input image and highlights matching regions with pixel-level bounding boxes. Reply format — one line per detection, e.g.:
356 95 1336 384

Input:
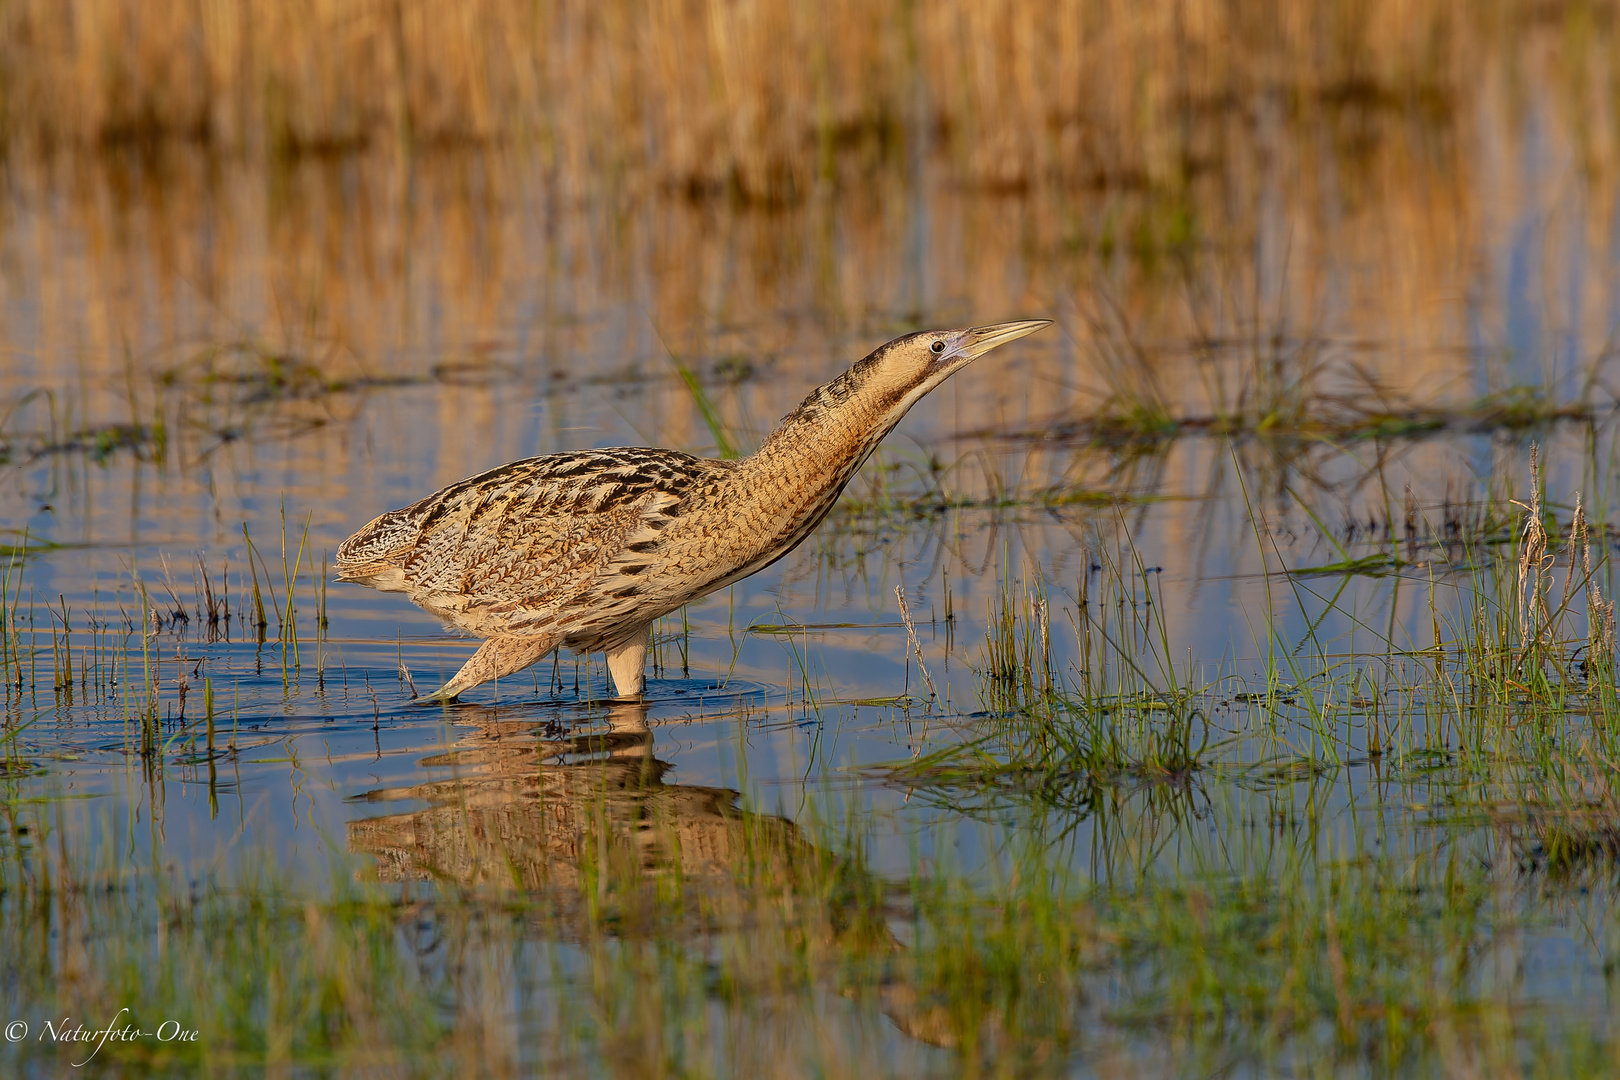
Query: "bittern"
336 320 1051 702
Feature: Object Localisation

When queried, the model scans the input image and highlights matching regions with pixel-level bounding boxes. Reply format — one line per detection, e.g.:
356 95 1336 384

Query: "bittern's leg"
605 626 651 698
421 634 557 703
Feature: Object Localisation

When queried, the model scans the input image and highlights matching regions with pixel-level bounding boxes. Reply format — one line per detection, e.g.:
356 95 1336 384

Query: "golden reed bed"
1 0 1613 199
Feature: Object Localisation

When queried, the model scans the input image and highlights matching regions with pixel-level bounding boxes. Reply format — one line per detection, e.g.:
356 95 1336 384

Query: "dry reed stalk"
1036 592 1050 694
1515 445 1551 652
1577 496 1618 661
1561 494 1585 617
894 585 936 701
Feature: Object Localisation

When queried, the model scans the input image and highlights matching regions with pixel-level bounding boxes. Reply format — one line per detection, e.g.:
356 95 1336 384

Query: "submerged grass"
2 416 1618 1075
7 766 1620 1076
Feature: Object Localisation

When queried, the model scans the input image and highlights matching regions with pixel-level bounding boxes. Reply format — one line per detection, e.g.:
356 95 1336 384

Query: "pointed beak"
952 319 1053 362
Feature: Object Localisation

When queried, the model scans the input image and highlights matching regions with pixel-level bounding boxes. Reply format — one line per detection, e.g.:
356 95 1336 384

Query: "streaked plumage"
336 320 1051 702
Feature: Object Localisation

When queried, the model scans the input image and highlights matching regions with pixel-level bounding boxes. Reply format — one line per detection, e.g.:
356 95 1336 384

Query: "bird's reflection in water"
347 701 808 892
345 701 963 1048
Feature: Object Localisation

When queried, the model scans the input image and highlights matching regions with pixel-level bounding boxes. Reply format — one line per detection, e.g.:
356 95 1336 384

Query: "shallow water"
2 65 1619 1073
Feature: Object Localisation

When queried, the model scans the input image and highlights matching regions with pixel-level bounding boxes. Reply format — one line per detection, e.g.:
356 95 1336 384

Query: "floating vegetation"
989 390 1613 448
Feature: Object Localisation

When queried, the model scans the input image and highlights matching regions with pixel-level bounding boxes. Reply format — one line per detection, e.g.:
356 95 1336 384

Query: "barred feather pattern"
337 448 736 652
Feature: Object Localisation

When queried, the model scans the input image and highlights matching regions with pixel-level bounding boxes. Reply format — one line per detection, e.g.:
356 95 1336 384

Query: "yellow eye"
930 340 945 354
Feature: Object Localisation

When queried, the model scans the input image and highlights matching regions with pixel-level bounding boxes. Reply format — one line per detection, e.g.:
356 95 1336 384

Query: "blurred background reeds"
1 0 1613 200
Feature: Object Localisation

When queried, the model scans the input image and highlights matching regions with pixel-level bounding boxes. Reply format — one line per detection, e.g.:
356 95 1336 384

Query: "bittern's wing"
335 448 721 638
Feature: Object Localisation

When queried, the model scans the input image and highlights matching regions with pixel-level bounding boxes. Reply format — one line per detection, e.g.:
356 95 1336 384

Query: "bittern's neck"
748 364 917 483
678 349 969 590
703 365 926 578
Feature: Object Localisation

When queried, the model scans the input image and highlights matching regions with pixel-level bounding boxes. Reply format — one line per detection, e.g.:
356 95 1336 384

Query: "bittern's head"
860 319 1052 415
766 319 1053 456
764 317 1056 459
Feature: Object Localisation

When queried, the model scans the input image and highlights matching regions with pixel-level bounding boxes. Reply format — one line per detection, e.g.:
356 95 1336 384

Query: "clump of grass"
0 388 167 466
25 421 166 463
158 340 412 405
240 523 272 641
888 524 1206 816
1420 445 1620 726
1074 292 1182 445
978 569 1053 712
1472 385 1583 428
885 439 1620 828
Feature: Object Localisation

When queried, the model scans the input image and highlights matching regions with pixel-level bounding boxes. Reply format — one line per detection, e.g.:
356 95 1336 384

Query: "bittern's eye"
930 340 945 354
